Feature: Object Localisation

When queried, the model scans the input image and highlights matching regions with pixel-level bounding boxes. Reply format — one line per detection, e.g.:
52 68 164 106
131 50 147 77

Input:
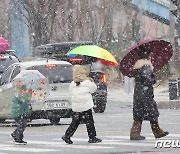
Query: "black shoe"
130 135 146 140
62 135 73 144
88 137 102 143
9 134 16 142
156 131 169 138
14 140 27 145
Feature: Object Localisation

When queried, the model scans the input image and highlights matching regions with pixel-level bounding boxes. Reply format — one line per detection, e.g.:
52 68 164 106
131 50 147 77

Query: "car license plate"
45 101 67 109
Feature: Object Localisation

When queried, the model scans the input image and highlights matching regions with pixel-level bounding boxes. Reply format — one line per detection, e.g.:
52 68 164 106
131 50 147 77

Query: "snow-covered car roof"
13 59 72 70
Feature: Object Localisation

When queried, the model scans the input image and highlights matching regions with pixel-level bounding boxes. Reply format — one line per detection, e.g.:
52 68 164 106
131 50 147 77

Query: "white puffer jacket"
69 80 97 112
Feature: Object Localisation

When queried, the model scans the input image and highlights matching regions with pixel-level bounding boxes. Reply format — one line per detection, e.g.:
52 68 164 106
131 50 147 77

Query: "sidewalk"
107 85 180 109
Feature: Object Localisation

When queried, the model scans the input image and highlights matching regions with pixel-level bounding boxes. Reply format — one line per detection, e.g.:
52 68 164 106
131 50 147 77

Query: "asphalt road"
0 99 180 154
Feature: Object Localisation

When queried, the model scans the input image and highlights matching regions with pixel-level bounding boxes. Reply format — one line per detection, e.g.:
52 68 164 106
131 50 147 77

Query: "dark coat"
133 60 159 121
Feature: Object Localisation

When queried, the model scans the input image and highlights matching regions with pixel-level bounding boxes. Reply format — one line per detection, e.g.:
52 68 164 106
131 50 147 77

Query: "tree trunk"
67 0 74 41
100 0 113 50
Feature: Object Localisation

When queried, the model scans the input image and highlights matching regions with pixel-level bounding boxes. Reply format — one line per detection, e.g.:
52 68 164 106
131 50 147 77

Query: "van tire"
49 118 60 125
0 119 6 123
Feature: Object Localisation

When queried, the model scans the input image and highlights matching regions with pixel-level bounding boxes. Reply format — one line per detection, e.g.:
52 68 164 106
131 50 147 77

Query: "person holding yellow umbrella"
67 45 119 114
62 65 102 144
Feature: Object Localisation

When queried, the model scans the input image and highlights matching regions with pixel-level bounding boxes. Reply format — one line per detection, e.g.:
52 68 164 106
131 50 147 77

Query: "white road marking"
55 137 154 147
103 135 155 140
0 144 11 148
0 147 60 152
101 141 153 146
29 140 113 149
104 134 180 139
0 134 179 152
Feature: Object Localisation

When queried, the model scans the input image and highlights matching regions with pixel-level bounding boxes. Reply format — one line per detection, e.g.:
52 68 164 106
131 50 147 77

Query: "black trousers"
13 115 27 141
65 109 96 139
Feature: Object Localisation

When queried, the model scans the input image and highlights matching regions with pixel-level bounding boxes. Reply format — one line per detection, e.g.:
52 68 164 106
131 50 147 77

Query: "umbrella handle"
153 80 160 88
90 62 92 71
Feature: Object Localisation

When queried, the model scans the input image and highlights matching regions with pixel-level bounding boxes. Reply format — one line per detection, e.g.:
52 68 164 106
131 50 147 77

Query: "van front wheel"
0 119 6 123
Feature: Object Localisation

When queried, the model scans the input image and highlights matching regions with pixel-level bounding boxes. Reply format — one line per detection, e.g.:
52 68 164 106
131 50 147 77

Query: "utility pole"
169 0 176 75
170 0 180 74
171 0 180 41
177 0 180 39
177 0 180 73
124 0 134 95
169 1 175 48
139 0 144 40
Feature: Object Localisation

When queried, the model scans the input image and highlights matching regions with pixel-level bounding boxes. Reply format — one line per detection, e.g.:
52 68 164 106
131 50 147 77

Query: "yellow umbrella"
67 45 119 66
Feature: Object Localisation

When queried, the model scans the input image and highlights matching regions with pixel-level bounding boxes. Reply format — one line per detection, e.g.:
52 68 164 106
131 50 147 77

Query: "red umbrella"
0 37 9 52
119 39 173 77
97 58 119 66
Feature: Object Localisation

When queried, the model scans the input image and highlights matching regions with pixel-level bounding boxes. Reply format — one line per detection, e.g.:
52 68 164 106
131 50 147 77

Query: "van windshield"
27 65 73 84
0 58 19 74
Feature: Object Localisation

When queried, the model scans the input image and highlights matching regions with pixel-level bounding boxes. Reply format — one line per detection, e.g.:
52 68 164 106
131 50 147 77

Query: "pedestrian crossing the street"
0 134 179 153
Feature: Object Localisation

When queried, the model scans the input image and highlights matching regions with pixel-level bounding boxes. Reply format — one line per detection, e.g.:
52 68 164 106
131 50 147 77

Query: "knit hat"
73 65 90 82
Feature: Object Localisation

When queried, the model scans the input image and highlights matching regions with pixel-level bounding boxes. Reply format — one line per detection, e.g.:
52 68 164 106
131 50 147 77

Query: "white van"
0 59 73 124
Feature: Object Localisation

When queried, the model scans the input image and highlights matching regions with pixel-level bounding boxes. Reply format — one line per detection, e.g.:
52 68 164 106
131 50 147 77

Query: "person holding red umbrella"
130 47 169 140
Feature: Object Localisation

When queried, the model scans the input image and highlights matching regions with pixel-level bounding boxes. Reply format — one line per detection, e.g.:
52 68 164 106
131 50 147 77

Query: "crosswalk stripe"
103 135 156 140
0 147 60 152
55 137 154 147
102 142 153 146
101 140 153 146
29 141 113 149
69 137 153 147
165 134 180 137
0 144 11 148
103 134 180 139
0 134 179 152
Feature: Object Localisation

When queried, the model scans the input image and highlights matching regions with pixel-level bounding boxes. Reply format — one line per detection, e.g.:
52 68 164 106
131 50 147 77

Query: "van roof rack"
33 41 94 59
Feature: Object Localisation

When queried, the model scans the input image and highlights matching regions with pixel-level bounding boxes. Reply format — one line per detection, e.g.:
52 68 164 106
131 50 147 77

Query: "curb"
108 87 180 109
157 100 180 109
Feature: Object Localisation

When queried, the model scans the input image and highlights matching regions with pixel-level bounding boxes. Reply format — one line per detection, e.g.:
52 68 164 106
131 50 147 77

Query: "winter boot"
62 135 73 144
14 140 27 145
88 137 102 143
130 120 146 140
150 121 169 138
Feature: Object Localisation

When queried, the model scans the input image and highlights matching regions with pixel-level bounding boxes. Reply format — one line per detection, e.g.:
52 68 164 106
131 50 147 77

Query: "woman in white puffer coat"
62 65 102 144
